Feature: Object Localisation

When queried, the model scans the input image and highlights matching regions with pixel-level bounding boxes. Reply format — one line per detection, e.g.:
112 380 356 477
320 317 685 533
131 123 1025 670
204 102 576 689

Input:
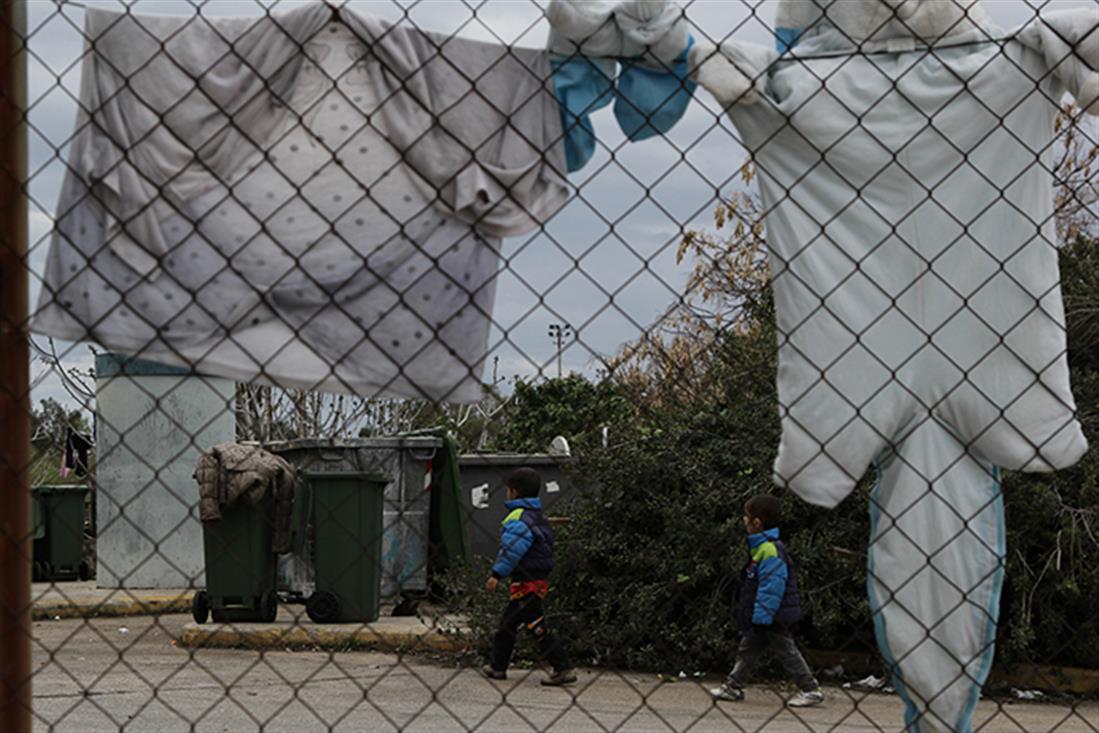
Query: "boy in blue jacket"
482 468 576 686
711 494 824 707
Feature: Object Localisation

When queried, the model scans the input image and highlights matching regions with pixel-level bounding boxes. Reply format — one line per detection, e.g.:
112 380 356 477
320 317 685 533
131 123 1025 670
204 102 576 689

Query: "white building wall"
95 354 235 589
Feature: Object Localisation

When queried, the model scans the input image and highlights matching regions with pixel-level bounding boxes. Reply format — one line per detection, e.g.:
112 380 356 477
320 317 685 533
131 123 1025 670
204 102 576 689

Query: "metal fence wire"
2 0 1098 731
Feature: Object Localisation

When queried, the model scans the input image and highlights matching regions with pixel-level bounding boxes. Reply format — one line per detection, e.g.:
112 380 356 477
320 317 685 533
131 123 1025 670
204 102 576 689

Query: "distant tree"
29 398 93 486
1053 104 1098 243
31 397 91 450
491 375 637 455
233 381 510 452
610 160 770 410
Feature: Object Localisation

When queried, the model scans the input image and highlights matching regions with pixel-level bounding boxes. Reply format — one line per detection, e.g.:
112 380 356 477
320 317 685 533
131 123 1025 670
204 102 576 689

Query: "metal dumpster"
457 454 587 561
267 437 440 602
32 485 90 582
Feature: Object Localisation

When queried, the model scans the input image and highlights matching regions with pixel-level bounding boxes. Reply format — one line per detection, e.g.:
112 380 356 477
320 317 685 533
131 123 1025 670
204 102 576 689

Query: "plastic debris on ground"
658 671 703 683
842 674 895 694
1012 688 1046 701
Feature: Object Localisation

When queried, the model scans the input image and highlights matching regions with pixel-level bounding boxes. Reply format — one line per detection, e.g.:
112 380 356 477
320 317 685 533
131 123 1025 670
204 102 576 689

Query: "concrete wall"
95 354 235 589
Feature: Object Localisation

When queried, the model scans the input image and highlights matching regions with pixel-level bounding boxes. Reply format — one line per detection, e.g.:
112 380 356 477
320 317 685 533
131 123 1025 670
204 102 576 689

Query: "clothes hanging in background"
690 4 1095 731
31 1 693 402
60 427 92 479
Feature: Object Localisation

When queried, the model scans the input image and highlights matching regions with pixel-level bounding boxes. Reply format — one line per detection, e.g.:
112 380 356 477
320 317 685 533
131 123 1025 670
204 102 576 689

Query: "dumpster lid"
457 453 572 466
264 436 444 451
302 471 392 483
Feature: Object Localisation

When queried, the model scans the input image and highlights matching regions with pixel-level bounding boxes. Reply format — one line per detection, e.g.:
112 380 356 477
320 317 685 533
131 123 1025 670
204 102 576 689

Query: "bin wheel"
392 597 419 617
192 590 210 624
78 561 91 582
306 591 340 624
259 591 278 623
32 561 44 583
42 561 53 582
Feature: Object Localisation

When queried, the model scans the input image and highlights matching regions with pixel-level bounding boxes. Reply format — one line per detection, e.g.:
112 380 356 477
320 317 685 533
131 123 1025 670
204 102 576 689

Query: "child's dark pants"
725 625 818 691
490 592 569 673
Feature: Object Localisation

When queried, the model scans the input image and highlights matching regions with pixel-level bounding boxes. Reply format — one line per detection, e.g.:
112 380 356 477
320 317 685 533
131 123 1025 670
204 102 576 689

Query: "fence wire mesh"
3 0 1099 731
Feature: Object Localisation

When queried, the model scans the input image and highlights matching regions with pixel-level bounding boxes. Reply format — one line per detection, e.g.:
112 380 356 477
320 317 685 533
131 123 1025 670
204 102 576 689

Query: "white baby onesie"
690 3 1096 730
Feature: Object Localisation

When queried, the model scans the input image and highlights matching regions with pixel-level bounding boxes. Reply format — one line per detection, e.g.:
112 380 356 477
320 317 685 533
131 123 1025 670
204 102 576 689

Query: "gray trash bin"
457 454 588 561
266 437 441 602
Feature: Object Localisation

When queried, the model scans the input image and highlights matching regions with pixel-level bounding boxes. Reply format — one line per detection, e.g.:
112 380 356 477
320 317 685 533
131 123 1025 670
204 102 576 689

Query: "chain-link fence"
2 0 1098 731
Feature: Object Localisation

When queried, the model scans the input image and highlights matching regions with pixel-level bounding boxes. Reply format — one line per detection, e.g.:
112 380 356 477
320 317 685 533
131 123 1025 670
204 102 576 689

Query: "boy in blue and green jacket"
482 468 576 686
711 494 824 707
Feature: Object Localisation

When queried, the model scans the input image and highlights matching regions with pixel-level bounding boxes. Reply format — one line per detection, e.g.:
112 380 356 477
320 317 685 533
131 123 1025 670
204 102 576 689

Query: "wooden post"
0 1 30 732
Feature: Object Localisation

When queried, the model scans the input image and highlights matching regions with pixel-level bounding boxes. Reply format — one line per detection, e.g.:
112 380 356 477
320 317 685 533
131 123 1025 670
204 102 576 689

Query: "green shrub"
490 375 638 454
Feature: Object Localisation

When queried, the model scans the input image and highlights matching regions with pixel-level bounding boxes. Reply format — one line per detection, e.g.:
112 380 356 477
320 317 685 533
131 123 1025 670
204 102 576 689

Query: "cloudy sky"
22 0 1095 411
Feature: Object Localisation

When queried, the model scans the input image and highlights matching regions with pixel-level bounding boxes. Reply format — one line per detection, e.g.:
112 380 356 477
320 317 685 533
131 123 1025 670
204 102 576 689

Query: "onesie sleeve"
1016 8 1099 115
688 40 777 110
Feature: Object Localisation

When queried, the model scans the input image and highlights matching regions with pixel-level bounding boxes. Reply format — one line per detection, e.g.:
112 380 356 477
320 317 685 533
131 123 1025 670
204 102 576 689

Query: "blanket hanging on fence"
32 1 692 402
690 3 1095 732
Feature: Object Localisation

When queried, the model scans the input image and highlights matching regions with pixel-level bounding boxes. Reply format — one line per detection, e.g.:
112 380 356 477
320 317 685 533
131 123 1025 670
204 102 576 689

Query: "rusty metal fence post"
0 1 29 732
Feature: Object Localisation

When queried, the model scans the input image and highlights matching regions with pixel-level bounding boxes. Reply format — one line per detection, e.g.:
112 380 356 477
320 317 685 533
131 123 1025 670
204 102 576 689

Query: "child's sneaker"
787 688 824 707
709 683 745 702
541 669 578 686
481 665 506 681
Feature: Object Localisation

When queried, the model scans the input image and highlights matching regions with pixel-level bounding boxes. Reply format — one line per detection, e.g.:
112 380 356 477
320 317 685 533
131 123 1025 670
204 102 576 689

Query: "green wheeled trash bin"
31 491 45 539
304 472 388 624
31 492 46 581
32 485 90 582
193 492 279 624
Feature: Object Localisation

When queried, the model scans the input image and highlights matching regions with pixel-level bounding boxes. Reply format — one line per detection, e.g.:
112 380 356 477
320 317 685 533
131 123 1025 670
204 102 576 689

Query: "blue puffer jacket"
737 528 802 628
491 498 555 582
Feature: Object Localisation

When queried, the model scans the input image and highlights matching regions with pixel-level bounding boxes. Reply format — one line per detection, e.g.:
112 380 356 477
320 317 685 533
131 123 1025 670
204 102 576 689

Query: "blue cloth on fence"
551 56 615 173
774 27 802 54
614 36 697 142
552 36 696 172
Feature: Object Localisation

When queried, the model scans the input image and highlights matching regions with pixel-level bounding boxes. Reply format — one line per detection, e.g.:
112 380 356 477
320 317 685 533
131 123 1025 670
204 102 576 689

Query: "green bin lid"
32 484 89 494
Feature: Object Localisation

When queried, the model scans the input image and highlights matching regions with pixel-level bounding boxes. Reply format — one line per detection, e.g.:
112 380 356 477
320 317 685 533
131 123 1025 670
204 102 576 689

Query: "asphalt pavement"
29 613 1099 732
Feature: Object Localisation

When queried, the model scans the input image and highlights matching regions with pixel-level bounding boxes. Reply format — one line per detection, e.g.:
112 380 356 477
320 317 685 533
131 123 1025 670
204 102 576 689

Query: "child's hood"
505 497 542 511
748 527 781 549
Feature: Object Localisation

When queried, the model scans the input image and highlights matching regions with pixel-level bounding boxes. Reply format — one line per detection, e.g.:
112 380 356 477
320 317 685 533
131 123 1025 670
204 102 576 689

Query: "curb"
33 592 195 621
176 621 471 654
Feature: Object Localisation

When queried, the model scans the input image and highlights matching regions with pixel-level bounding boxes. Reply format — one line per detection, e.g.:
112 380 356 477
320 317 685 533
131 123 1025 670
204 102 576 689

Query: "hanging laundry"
61 427 92 479
548 0 696 171
32 2 692 402
690 3 1095 732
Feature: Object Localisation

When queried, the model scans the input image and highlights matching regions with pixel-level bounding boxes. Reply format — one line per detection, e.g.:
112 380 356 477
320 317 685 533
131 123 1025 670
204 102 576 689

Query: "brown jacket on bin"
194 443 295 553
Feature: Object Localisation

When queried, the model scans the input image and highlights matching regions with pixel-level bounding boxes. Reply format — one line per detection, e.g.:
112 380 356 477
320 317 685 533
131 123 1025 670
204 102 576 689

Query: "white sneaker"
787 688 824 707
709 684 745 702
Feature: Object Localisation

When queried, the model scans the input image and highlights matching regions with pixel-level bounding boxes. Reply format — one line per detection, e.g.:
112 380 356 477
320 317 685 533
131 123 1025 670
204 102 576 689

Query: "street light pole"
547 323 574 379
